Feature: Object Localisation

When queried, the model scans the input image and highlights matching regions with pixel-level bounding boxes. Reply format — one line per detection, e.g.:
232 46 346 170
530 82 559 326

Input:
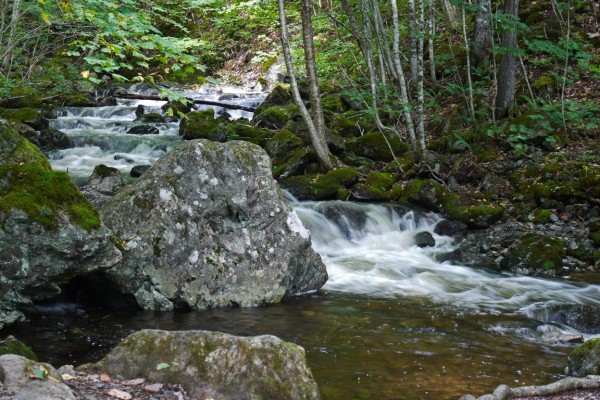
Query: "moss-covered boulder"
0 121 51 167
329 111 376 138
346 131 409 162
179 109 223 141
253 83 294 116
321 94 348 114
500 233 566 275
281 167 360 200
400 179 505 228
0 123 121 330
136 112 167 124
0 336 37 360
566 338 600 377
253 104 298 130
352 172 400 201
82 329 320 400
0 108 48 131
225 120 272 145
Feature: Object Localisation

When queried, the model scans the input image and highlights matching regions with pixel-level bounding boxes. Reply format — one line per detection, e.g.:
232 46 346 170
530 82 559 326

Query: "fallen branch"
460 375 600 400
113 93 257 112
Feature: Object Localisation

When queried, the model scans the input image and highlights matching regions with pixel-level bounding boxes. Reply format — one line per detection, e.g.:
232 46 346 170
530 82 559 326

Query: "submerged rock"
82 329 320 400
415 231 435 248
567 338 600 377
0 124 121 329
99 139 327 311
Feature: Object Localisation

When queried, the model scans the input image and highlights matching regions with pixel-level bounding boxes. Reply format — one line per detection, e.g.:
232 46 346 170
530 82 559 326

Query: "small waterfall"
47 85 267 184
292 199 600 315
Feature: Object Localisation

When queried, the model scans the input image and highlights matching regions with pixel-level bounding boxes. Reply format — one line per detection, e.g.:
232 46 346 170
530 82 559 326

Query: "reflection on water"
4 293 570 400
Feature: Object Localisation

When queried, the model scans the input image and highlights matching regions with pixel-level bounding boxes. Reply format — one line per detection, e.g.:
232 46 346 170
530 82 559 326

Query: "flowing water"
5 86 600 399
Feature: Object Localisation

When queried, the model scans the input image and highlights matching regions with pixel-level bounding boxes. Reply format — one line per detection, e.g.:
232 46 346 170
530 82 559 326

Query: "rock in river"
0 122 121 330
82 329 320 400
99 139 327 311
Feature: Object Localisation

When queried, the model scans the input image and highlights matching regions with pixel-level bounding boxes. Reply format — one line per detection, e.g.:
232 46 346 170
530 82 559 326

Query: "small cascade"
292 198 600 315
47 85 267 185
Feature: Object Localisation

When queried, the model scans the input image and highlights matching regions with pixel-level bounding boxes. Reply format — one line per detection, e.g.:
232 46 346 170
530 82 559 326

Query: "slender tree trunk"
408 0 419 85
2 0 21 72
371 0 397 81
428 0 437 84
278 0 334 170
416 0 427 156
391 0 417 149
0 0 8 51
473 0 492 68
462 4 476 121
495 0 519 119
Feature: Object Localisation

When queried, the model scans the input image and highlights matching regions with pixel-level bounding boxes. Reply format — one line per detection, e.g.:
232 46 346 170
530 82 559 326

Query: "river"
5 85 600 399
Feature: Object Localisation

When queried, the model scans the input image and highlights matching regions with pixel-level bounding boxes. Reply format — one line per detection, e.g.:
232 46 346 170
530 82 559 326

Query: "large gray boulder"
0 123 121 329
100 139 327 311
0 354 76 400
82 329 320 400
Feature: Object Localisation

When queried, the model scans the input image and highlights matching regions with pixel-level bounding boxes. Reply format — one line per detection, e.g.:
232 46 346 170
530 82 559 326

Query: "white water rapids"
45 85 600 341
291 197 600 333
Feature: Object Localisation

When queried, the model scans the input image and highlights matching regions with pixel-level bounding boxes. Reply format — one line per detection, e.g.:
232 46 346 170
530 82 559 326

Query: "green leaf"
156 363 170 370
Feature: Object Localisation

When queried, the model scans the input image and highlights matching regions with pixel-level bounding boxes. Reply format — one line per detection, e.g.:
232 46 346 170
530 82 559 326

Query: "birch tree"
277 0 334 170
473 0 493 68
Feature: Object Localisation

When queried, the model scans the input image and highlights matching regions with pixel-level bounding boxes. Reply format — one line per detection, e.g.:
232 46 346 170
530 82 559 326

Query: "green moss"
590 231 600 247
254 105 298 130
179 110 221 141
0 124 51 168
321 94 347 113
365 172 395 189
0 336 37 360
532 209 553 223
0 108 41 123
570 338 600 363
253 84 293 116
281 167 359 200
346 131 409 162
532 74 555 91
511 233 566 272
0 163 100 230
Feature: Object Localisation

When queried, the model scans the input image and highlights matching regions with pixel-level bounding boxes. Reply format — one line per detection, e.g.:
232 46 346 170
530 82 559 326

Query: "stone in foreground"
100 139 327 310
82 329 320 400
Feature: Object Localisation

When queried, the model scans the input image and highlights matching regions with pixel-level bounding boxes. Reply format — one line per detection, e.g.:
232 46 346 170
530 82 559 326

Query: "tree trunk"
495 0 519 119
473 0 492 68
408 0 419 85
2 0 21 73
428 0 437 84
391 0 417 150
278 0 334 171
416 0 427 157
441 0 458 29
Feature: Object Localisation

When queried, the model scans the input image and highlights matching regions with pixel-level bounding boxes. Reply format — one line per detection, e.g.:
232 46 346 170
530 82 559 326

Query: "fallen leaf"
156 362 170 370
29 365 49 381
144 383 163 393
100 373 111 382
61 373 76 381
122 378 145 385
107 388 132 400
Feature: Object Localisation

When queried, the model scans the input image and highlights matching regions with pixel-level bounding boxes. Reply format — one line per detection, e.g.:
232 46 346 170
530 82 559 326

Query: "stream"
5 85 600 399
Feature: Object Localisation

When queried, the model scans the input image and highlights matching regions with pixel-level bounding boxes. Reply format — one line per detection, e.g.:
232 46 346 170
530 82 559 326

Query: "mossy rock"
399 179 504 228
346 131 409 162
321 94 348 114
531 209 553 223
137 113 167 124
0 108 48 131
0 85 42 108
0 122 51 168
55 91 97 107
272 148 311 179
253 84 294 116
281 167 359 200
567 338 600 377
500 233 566 275
226 120 273 146
179 109 222 141
0 336 37 360
253 105 298 130
0 163 101 231
590 231 600 247
329 111 375 138
265 130 304 163
532 74 555 95
352 172 399 202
